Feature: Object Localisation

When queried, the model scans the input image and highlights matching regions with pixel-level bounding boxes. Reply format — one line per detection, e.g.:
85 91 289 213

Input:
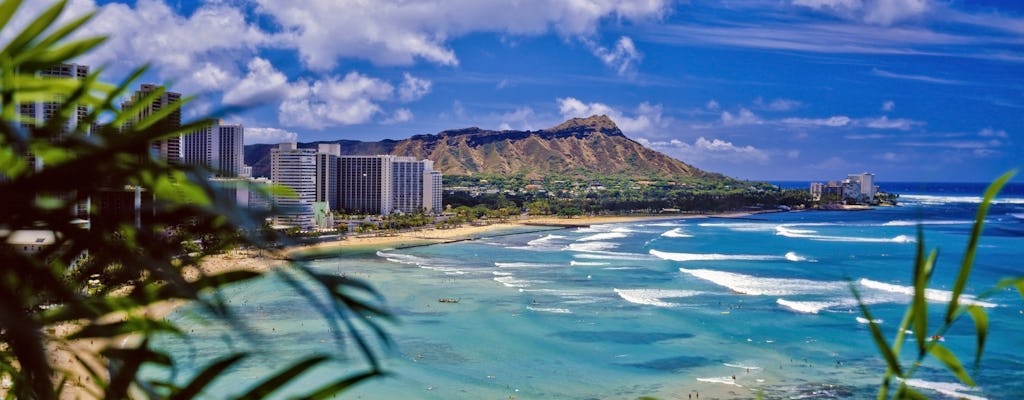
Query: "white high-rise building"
182 121 245 177
271 143 317 228
315 144 341 210
426 169 443 214
337 155 394 215
392 157 425 214
121 84 181 165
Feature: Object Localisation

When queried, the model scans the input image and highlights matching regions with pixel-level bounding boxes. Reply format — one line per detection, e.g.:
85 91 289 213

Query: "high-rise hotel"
271 143 317 228
311 145 443 218
121 84 182 165
182 121 245 177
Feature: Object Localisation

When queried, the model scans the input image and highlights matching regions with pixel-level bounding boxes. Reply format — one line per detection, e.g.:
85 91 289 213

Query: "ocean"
149 182 1024 399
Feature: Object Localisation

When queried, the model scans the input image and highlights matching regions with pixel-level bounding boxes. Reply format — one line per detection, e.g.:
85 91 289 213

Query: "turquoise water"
151 186 1024 399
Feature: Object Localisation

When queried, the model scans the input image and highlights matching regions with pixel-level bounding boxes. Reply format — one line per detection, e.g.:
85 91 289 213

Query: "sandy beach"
34 212 755 399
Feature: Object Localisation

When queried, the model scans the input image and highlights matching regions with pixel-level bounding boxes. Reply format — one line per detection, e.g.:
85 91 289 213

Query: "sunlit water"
148 183 1024 399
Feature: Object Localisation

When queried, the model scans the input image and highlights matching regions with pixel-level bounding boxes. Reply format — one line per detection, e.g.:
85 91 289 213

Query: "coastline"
46 211 765 399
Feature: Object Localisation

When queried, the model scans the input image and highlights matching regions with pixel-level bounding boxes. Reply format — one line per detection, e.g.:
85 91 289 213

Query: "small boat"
438 298 460 303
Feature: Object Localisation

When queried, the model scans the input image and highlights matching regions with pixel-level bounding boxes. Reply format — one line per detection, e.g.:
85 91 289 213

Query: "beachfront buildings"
337 155 394 215
311 147 443 217
315 144 341 209
182 121 245 177
271 143 317 228
810 172 879 205
121 84 181 165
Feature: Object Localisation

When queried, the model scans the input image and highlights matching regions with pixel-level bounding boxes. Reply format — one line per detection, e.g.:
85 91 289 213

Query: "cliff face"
245 115 705 179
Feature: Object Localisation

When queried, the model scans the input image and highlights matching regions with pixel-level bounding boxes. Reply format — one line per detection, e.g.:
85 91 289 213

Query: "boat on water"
438 298 460 303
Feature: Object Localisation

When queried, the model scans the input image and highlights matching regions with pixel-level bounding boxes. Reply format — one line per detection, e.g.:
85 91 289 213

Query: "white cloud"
863 115 920 130
755 97 802 111
586 36 643 76
882 100 895 112
245 127 298 144
278 72 395 129
222 57 290 106
557 97 668 136
872 68 962 85
252 0 670 70
792 0 931 26
639 137 769 164
720 108 761 126
381 108 414 125
398 73 432 102
705 100 720 111
497 107 537 131
978 128 1008 138
781 115 852 127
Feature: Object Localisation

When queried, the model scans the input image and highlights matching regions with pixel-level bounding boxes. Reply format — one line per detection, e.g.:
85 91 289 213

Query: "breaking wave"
614 288 702 308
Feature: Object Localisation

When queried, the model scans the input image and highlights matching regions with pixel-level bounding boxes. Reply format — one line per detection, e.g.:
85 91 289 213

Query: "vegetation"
855 170 1023 399
444 173 811 216
0 1 389 398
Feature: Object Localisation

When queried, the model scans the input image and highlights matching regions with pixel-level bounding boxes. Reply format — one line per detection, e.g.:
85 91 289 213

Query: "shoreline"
45 211 771 399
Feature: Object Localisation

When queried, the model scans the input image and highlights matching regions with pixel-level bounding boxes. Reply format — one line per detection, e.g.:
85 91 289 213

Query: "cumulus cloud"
882 100 895 112
781 116 852 127
720 108 761 126
381 108 414 125
754 97 802 111
278 72 395 129
705 100 720 111
497 107 537 131
398 73 432 102
252 0 670 70
245 127 298 144
557 97 668 135
863 115 921 130
586 36 643 76
638 137 769 164
222 57 290 106
791 0 930 26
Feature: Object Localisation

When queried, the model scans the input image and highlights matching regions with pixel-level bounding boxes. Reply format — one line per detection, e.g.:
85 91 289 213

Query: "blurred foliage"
0 0 389 398
854 170 1021 399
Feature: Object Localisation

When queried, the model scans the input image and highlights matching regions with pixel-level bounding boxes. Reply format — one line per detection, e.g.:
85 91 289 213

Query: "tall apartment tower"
181 121 245 176
425 168 443 215
315 144 341 209
391 157 425 214
121 84 181 165
271 142 317 228
337 155 394 215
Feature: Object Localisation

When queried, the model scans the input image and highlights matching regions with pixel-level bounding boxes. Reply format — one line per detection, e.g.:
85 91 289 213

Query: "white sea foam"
492 271 513 276
858 278 997 308
377 251 427 265
526 306 572 314
573 252 650 261
567 241 621 252
776 299 839 314
650 249 787 262
776 226 916 244
679 268 845 296
902 379 987 400
570 260 610 266
526 234 566 247
698 222 777 232
696 376 741 386
900 194 1024 206
614 288 702 308
723 363 761 370
418 265 467 275
660 227 694 238
577 232 630 242
645 222 684 227
882 219 973 227
784 251 809 262
856 316 883 324
494 262 563 269
493 276 548 288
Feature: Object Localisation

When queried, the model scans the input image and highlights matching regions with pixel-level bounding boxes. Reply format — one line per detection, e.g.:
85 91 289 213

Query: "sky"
5 0 1023 182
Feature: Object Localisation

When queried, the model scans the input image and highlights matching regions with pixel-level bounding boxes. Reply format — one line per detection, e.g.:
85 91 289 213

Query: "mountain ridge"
244 115 710 180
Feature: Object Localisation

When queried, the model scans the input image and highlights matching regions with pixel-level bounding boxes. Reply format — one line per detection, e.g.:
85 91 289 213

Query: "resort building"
121 84 182 165
392 157 426 214
810 172 881 205
325 154 443 216
271 143 317 228
425 169 443 214
315 144 341 210
337 155 394 215
182 121 245 177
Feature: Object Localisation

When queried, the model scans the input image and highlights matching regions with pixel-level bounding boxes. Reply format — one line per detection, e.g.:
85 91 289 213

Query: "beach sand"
32 212 757 399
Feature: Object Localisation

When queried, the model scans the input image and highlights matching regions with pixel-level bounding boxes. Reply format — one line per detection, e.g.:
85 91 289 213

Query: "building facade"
391 157 425 214
270 143 317 228
315 144 341 210
181 121 244 177
121 84 181 165
337 155 393 215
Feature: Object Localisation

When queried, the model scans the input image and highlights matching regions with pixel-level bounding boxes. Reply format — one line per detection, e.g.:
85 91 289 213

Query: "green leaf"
0 0 24 32
0 0 65 56
170 353 247 400
966 305 989 368
946 170 1016 324
993 277 1024 301
234 355 329 400
929 343 976 387
852 284 902 377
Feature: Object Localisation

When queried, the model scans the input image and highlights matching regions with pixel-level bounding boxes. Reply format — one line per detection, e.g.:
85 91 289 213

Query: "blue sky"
7 0 1023 181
